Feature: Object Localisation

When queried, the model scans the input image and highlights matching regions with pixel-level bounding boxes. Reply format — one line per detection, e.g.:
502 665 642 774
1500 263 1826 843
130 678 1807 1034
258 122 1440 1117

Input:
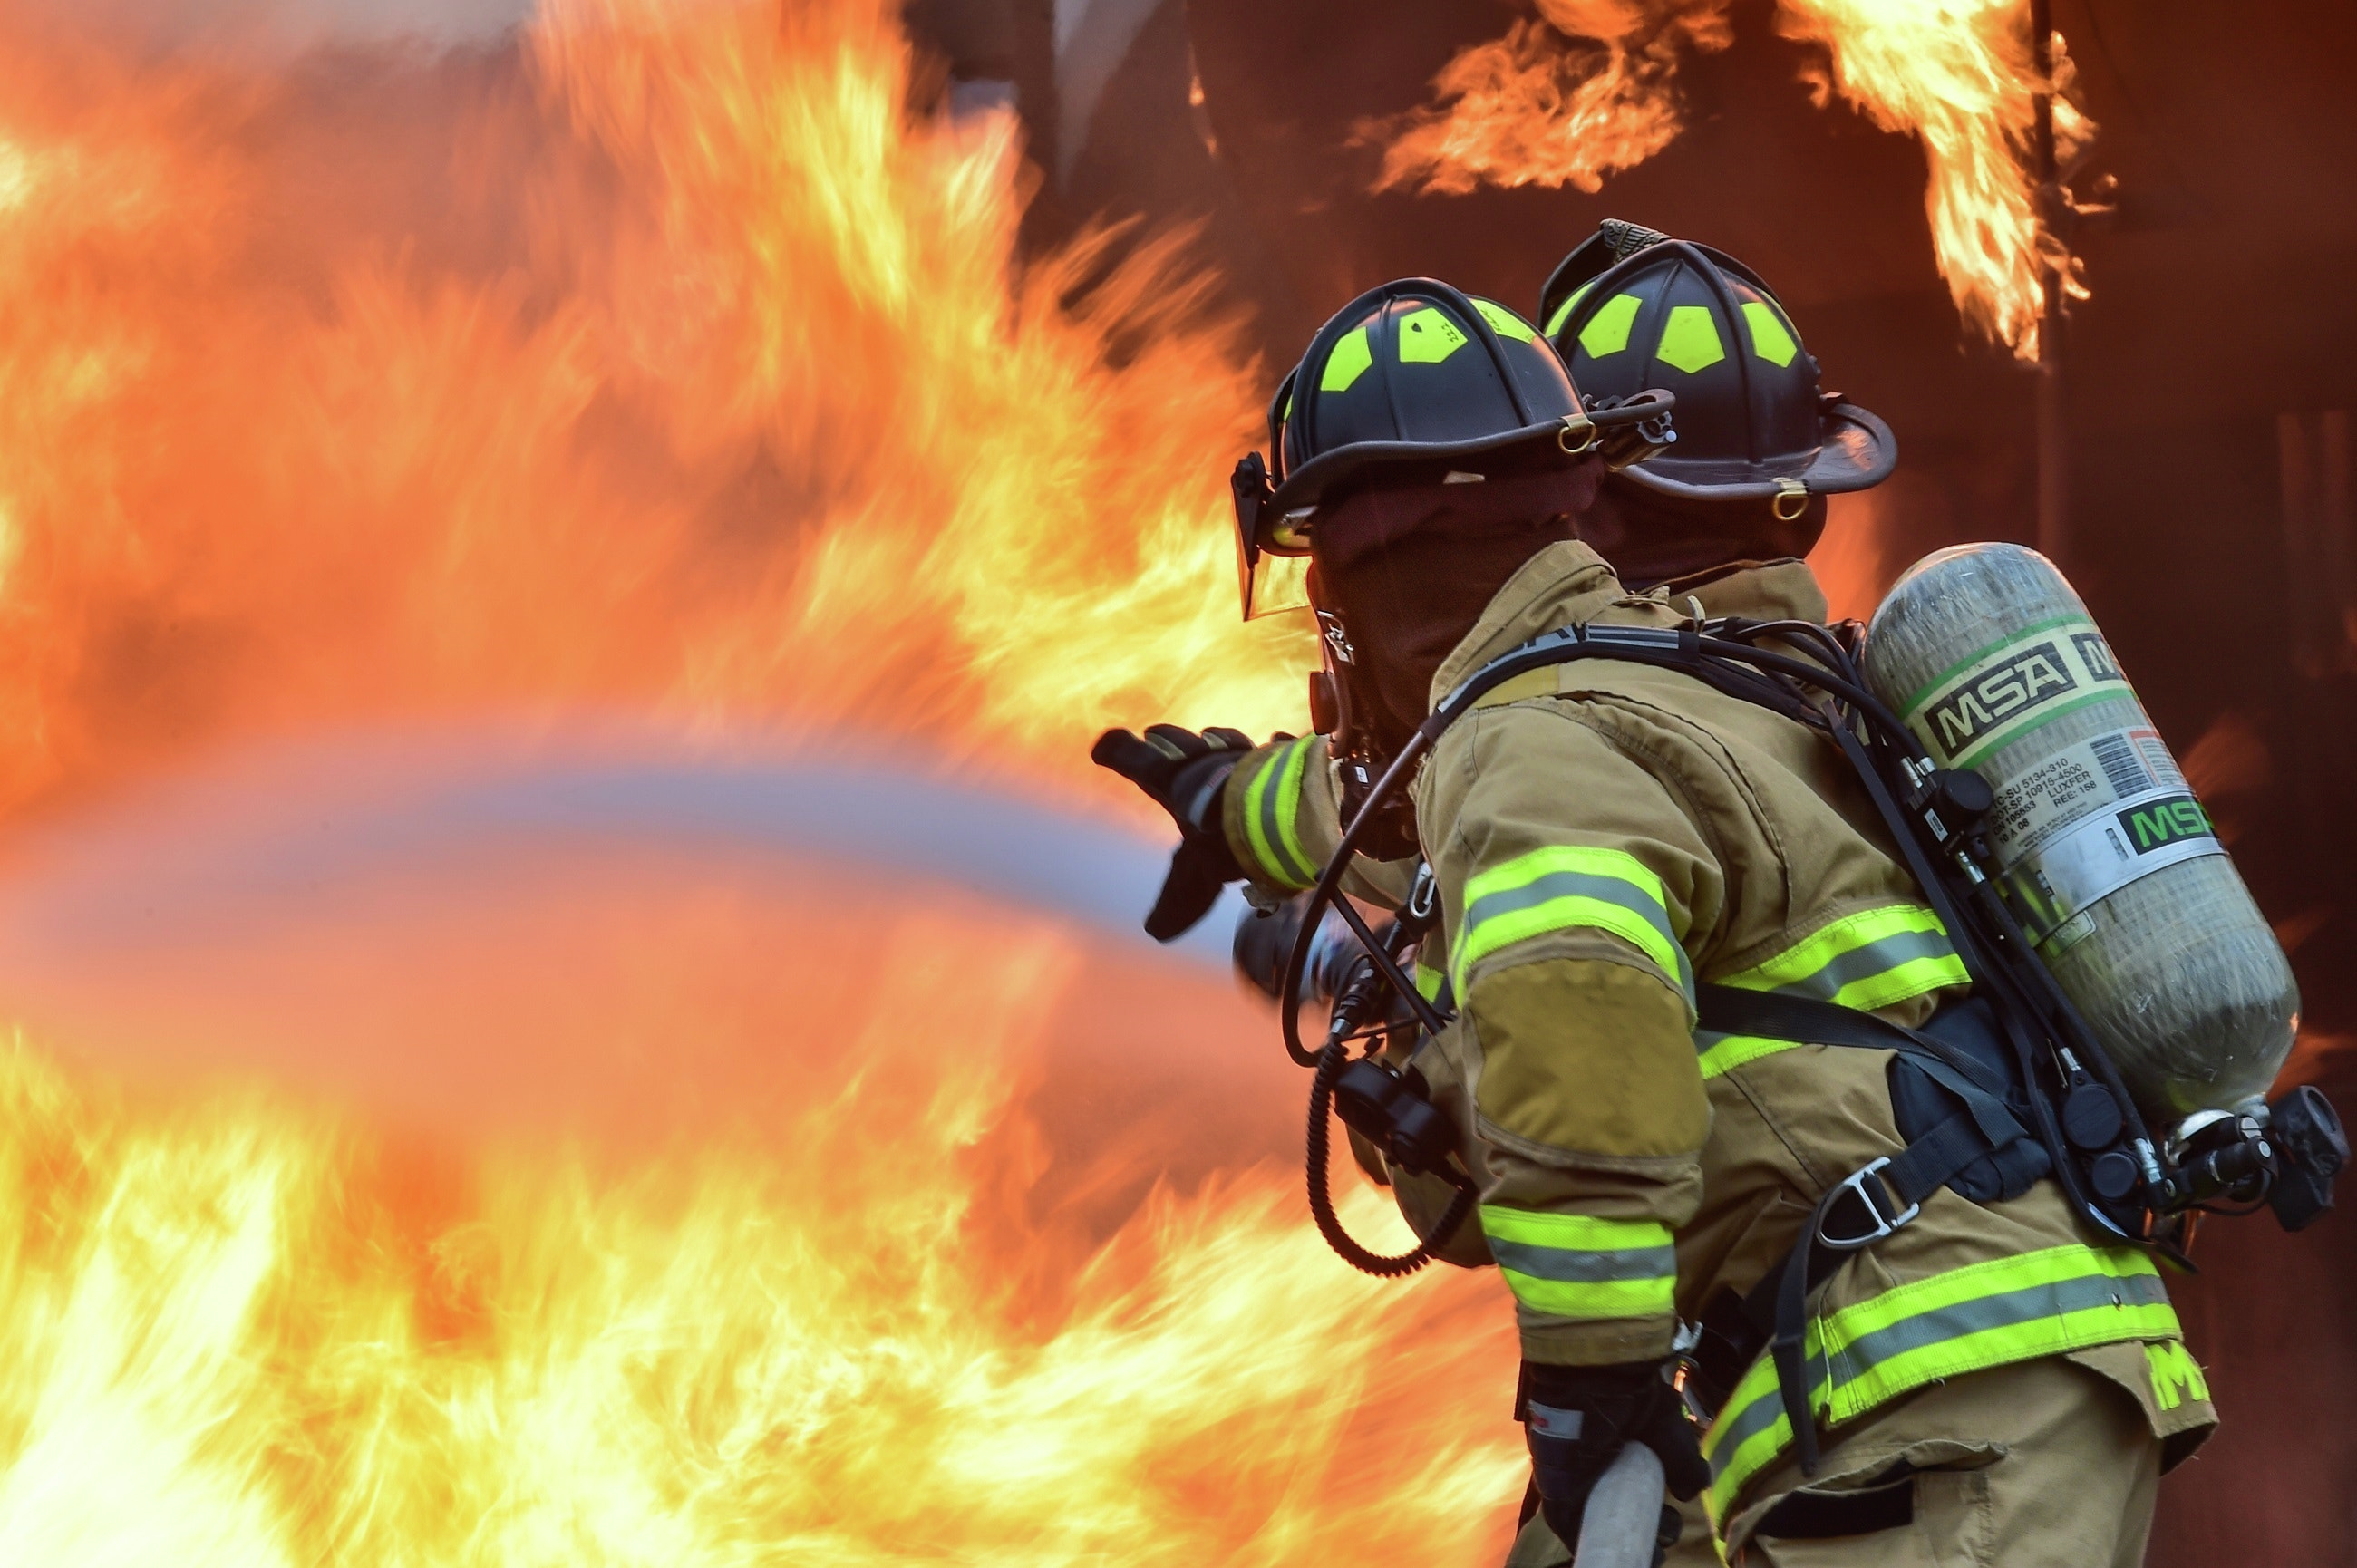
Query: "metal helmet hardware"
1538 221 1896 507
1231 277 1670 620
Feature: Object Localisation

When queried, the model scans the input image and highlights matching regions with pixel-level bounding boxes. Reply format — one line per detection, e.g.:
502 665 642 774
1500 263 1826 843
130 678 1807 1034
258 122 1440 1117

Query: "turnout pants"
1507 1351 2165 1567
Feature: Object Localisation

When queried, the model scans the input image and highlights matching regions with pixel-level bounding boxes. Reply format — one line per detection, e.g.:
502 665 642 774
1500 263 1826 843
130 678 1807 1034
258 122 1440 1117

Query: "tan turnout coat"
1221 541 2212 1534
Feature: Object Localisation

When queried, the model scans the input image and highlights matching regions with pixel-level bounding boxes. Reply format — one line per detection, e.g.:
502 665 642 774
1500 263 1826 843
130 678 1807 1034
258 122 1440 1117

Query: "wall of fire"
901 0 2357 1559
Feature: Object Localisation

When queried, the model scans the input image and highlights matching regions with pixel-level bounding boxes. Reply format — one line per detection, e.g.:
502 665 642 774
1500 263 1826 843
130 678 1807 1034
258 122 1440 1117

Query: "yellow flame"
0 0 1310 819
0 905 1522 1562
1373 0 2092 358
1780 0 2089 356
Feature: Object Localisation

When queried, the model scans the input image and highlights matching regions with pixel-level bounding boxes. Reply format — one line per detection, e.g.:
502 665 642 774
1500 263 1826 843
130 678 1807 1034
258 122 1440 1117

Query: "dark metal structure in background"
899 2 2357 1559
2030 0 2070 566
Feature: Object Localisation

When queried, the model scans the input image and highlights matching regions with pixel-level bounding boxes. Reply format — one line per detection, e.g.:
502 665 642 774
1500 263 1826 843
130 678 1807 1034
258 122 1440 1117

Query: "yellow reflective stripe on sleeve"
1720 904 1968 1012
1700 1245 2179 1522
1693 1031 1805 1080
1479 1207 1677 1321
1239 739 1318 890
1414 960 1445 1002
1452 846 1693 1002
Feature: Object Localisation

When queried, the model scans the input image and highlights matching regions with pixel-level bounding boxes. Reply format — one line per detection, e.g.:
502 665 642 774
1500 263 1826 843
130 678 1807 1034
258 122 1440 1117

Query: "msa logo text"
2119 794 2213 854
2072 631 2124 683
1928 641 2078 754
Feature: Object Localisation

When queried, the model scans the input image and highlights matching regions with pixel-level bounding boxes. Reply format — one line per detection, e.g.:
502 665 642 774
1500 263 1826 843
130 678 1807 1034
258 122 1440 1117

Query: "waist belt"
1682 983 2045 1477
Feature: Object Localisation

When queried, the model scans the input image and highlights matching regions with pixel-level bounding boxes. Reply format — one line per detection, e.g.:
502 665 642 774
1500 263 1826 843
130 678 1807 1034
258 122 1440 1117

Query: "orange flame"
1366 1 1731 197
0 0 1308 821
0 0 1551 1558
1778 0 2092 357
2179 713 2274 805
1809 490 1894 624
1372 0 2093 358
0 880 1521 1561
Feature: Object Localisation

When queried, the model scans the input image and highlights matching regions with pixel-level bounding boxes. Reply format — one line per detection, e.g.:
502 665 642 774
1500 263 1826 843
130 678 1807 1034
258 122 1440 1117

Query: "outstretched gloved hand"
1521 1359 1708 1563
1091 724 1257 941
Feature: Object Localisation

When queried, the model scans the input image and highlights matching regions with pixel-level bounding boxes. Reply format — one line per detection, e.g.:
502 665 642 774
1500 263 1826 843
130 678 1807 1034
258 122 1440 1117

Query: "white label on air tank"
1984 725 2189 867
1899 616 2135 769
1997 785 2225 945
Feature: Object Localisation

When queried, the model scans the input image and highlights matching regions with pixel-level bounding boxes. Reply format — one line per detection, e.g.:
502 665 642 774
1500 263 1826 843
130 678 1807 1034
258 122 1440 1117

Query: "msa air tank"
1863 543 2298 1128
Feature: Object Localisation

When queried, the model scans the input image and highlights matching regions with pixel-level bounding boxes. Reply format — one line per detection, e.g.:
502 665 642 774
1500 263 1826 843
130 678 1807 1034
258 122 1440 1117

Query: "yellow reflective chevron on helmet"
1656 305 1726 373
1577 293 1643 358
1396 307 1469 363
1741 300 1799 367
1546 281 1597 339
1319 326 1373 392
1472 298 1537 344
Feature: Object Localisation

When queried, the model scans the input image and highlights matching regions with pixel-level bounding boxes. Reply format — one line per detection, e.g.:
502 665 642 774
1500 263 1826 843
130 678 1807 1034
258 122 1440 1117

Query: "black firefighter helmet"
1230 277 1667 619
1538 220 1895 519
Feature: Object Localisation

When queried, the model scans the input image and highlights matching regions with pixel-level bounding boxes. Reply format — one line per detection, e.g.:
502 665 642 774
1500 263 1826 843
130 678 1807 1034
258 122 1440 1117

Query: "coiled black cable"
1305 1043 1476 1276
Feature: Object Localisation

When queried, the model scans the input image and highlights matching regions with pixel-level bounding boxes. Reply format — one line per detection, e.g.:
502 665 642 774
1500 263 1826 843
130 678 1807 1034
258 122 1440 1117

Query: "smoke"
25 0 533 52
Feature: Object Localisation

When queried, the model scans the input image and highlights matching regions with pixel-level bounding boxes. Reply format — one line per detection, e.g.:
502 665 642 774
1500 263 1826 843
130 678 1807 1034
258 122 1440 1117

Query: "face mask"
1309 459 1601 763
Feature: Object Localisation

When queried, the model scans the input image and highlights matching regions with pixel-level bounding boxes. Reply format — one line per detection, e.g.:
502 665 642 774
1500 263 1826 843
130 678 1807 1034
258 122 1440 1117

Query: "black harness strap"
1688 984 2034 1474
1695 986 2009 1102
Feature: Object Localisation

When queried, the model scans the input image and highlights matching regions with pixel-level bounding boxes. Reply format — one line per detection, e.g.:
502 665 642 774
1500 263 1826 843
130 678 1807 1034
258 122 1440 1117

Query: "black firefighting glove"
1091 724 1258 941
1521 1360 1708 1562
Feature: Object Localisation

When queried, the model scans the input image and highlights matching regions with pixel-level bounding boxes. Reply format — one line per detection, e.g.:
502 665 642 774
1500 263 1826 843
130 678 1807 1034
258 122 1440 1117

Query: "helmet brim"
1612 400 1896 502
1256 418 1581 553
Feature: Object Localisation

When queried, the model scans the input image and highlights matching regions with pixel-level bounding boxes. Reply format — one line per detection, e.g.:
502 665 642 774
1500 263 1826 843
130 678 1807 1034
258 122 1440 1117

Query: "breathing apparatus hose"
1276 624 1905 1069
1281 888 1445 1068
1275 615 2177 1253
1305 1043 1477 1276
1728 618 2168 1224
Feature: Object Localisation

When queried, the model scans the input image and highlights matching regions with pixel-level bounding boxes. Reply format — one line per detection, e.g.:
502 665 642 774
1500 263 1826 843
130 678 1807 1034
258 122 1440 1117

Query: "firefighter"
1094 242 2214 1565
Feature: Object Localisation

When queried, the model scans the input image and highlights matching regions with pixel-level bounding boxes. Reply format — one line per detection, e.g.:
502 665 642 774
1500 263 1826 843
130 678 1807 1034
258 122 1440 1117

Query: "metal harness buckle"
1816 1157 1920 1250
